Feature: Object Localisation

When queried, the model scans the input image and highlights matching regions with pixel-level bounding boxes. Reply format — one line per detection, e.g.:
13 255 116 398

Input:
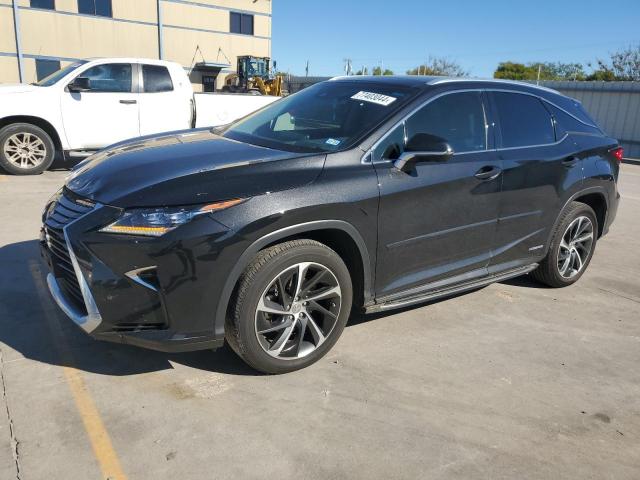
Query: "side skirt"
65 150 98 159
366 263 538 313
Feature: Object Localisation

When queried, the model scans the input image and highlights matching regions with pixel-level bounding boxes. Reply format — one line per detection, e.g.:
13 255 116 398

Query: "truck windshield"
34 61 88 87
222 81 419 153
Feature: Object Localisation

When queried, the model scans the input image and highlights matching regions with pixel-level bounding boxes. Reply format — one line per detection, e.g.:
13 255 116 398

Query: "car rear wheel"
531 201 598 288
226 239 353 374
0 123 55 175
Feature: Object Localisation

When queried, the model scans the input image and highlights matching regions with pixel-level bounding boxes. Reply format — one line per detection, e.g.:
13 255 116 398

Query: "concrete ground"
0 164 639 480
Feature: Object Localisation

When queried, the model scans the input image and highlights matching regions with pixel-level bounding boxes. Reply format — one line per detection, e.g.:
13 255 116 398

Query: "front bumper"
46 273 101 333
44 269 224 353
40 190 230 353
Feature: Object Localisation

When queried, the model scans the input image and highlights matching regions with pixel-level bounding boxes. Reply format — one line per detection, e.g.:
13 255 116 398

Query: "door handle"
474 165 502 181
119 99 137 105
562 156 579 167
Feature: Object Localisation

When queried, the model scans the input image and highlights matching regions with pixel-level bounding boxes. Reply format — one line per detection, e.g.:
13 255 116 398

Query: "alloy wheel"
254 262 342 359
557 215 594 279
3 132 47 169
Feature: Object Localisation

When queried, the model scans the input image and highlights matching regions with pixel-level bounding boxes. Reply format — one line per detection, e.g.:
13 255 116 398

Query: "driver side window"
78 63 132 93
373 123 406 162
405 92 487 154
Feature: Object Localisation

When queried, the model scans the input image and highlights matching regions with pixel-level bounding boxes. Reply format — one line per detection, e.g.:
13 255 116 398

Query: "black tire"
0 123 55 175
530 201 598 288
226 239 353 374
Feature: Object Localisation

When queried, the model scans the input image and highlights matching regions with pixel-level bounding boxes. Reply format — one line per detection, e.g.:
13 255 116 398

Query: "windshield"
222 81 419 153
34 61 88 87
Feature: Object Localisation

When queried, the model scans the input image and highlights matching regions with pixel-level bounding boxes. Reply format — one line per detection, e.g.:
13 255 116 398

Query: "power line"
347 38 640 64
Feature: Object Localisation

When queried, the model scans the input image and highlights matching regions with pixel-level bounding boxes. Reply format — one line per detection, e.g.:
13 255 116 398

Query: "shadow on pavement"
1 238 545 376
0 239 259 377
500 274 549 289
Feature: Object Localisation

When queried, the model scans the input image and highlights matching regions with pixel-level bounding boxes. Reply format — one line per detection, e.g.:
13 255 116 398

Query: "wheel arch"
214 220 374 337
547 187 608 251
573 191 607 238
0 115 63 152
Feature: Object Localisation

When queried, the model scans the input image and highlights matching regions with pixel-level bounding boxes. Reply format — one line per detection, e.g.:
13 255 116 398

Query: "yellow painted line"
61 366 127 480
29 261 127 480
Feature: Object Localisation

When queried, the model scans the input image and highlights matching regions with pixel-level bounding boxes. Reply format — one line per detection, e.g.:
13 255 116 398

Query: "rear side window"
142 65 174 93
405 91 487 153
493 92 555 148
79 63 132 92
544 103 602 139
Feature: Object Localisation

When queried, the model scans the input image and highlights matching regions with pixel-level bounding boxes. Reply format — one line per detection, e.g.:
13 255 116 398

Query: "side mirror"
68 77 91 92
394 133 453 171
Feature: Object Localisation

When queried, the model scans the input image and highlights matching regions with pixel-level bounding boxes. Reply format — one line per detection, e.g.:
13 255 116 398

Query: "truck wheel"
531 202 598 288
226 239 353 374
0 123 55 175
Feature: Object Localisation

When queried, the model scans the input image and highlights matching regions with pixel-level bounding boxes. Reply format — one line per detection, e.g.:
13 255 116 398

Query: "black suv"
41 76 621 373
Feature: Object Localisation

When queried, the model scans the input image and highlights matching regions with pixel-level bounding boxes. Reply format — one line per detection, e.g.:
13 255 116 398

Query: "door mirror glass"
68 77 91 92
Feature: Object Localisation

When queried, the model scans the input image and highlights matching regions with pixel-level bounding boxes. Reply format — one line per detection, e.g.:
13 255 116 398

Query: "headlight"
100 199 244 237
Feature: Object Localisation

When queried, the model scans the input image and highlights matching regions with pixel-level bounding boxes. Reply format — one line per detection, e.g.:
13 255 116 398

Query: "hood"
0 84 40 94
66 130 326 207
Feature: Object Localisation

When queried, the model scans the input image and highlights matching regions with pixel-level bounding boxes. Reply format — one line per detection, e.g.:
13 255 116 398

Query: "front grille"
43 190 95 312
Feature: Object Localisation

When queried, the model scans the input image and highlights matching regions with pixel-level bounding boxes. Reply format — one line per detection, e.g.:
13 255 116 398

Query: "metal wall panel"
541 81 640 159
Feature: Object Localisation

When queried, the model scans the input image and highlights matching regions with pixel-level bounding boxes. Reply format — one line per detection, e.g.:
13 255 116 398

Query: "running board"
66 150 98 158
366 264 538 313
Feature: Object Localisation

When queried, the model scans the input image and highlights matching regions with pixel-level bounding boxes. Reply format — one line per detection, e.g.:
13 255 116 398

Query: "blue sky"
272 0 640 78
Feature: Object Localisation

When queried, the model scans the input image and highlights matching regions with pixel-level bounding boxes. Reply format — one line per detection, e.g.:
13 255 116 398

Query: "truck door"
138 64 193 136
60 63 140 149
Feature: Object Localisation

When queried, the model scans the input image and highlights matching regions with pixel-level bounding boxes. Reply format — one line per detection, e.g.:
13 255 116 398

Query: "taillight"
611 147 624 163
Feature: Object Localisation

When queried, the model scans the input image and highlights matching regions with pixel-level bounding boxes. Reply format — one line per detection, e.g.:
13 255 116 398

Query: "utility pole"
536 64 542 85
305 60 309 77
344 58 352 76
157 0 164 60
12 0 24 82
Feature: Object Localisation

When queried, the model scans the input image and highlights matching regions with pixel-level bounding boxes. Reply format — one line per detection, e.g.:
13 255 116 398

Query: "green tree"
494 61 585 81
588 44 640 81
372 66 394 76
406 56 467 76
585 68 617 81
538 62 585 80
494 62 535 80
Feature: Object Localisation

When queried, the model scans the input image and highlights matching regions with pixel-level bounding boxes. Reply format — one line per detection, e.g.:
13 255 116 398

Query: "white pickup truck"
0 58 279 175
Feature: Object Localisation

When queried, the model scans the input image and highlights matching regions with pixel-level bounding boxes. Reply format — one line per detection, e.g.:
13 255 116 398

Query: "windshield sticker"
351 91 397 106
325 138 341 146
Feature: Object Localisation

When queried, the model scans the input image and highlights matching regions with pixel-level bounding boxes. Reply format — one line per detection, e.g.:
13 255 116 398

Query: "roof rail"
427 77 560 94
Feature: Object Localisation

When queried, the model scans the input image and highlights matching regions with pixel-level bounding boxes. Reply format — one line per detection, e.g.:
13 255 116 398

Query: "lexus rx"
41 76 621 373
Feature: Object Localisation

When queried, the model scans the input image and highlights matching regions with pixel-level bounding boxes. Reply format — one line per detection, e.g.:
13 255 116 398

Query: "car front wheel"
0 123 55 175
226 239 353 374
